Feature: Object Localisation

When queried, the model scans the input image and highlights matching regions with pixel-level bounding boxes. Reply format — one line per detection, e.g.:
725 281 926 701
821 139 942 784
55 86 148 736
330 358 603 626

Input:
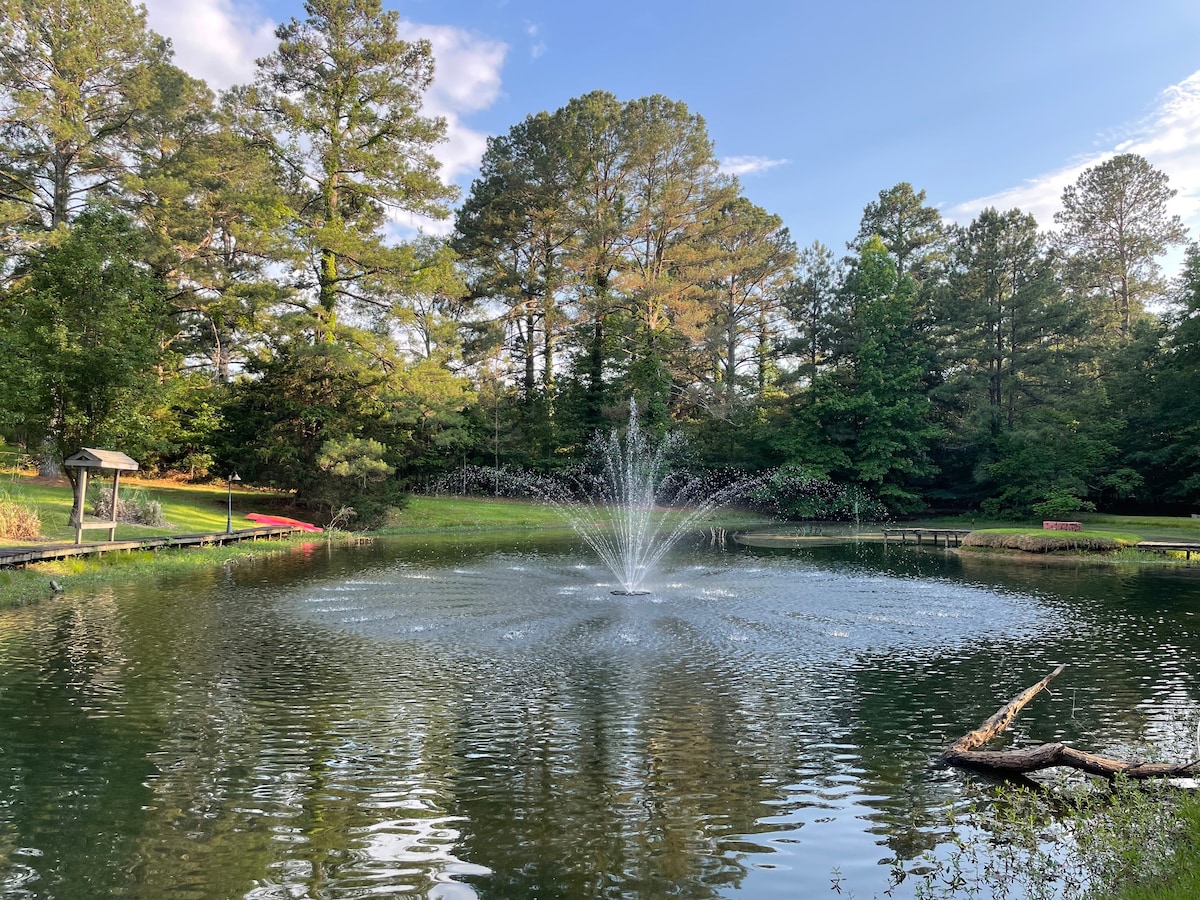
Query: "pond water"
2 533 1200 899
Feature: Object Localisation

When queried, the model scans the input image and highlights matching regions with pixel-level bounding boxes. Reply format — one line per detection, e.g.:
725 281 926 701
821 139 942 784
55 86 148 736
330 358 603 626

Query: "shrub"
1032 490 1097 520
962 530 1134 553
0 493 40 539
878 775 1189 900
309 436 408 530
88 484 166 527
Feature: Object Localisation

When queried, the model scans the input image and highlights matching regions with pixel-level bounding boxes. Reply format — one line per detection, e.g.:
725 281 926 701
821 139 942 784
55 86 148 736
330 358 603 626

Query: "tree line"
1 0 1197 524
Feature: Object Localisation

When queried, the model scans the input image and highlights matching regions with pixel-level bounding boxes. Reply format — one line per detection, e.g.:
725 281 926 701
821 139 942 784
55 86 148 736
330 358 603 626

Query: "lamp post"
226 472 241 533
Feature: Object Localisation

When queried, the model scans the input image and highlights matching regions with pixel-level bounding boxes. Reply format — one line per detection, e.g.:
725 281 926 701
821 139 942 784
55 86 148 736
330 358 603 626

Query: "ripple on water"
5 540 1197 899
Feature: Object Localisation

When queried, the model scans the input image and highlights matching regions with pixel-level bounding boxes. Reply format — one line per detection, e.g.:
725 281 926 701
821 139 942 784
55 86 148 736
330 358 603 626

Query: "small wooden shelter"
64 448 139 544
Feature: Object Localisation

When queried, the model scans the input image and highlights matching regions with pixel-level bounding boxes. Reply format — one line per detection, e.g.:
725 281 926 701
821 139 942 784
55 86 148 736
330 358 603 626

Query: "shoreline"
5 515 1200 610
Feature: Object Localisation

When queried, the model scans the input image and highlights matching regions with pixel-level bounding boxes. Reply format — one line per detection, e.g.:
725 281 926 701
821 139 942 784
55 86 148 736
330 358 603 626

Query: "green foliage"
1055 153 1188 338
220 338 388 497
1032 491 1097 520
852 181 946 282
1122 244 1200 507
313 435 406 528
878 776 1189 900
0 0 171 230
0 5 1198 521
802 236 940 512
0 206 170 467
1111 791 1200 900
243 0 453 330
752 465 885 521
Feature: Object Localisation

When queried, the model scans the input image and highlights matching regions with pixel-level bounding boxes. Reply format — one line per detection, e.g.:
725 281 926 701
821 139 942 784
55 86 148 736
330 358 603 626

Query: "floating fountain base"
612 590 652 596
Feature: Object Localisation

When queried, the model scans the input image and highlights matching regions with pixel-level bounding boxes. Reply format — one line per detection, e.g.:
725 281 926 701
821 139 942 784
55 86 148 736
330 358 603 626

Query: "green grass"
970 526 1144 543
376 494 772 533
378 495 574 532
0 471 286 542
1108 793 1200 899
1082 512 1200 542
0 471 309 608
921 512 1200 543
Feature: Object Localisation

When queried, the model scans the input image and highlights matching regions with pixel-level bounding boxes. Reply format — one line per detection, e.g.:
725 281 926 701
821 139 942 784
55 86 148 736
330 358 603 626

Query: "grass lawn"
921 512 1200 544
0 471 305 606
378 494 772 533
1082 512 1200 542
379 494 573 532
0 471 286 542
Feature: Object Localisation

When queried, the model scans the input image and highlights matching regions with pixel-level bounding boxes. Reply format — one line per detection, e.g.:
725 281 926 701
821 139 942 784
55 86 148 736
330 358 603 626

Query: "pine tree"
1055 153 1187 339
0 0 170 235
243 0 454 336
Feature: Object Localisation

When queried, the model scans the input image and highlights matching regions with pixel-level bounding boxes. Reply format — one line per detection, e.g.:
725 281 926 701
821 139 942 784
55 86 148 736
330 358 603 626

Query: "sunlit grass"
376 494 770 533
0 470 282 542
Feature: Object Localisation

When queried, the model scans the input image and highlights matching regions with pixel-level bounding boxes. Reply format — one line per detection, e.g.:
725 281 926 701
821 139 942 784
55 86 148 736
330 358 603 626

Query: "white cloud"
397 21 507 184
143 0 276 90
719 155 789 177
525 22 546 59
949 70 1200 235
390 210 457 239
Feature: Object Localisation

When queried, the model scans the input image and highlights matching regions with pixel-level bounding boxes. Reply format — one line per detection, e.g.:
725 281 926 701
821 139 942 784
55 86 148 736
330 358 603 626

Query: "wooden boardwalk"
1136 541 1200 560
880 527 973 548
0 526 304 568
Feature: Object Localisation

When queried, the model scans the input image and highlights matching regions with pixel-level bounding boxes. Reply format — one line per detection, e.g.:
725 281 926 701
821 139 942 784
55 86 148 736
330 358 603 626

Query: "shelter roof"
64 448 139 471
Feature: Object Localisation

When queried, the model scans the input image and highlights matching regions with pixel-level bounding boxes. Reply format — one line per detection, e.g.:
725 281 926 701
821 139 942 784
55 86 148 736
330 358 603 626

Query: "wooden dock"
1135 541 1200 560
0 526 304 568
880 527 973 548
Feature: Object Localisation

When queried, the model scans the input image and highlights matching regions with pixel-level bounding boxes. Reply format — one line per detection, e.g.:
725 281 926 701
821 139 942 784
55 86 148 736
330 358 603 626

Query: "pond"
2 532 1199 898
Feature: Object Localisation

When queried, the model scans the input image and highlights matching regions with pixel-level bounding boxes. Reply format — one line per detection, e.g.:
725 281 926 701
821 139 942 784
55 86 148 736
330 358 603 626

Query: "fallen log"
939 665 1200 779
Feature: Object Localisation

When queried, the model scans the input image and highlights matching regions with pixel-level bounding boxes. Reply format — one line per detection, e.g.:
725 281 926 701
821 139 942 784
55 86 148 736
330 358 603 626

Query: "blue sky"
143 0 1200 257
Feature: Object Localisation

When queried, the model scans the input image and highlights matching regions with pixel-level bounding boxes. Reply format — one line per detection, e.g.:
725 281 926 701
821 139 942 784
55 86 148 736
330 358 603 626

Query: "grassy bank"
962 527 1143 552
378 494 573 532
1109 793 1200 899
0 534 324 607
0 471 297 607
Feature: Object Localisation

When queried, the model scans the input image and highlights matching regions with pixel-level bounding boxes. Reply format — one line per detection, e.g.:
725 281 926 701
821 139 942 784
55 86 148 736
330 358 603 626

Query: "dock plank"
0 526 304 568
881 527 973 548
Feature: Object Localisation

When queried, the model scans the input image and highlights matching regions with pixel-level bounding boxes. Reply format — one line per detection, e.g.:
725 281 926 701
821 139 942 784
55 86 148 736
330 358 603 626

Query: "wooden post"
73 468 89 545
109 469 121 541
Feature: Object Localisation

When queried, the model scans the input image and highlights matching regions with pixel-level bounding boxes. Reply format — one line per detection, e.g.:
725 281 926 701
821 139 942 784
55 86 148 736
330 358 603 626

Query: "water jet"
534 402 764 594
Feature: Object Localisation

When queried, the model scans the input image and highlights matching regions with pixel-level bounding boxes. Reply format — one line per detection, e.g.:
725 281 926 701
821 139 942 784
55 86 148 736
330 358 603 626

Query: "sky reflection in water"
2 535 1200 898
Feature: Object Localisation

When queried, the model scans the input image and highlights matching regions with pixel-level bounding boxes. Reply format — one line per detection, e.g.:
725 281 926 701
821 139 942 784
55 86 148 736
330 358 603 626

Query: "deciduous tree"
0 206 169 469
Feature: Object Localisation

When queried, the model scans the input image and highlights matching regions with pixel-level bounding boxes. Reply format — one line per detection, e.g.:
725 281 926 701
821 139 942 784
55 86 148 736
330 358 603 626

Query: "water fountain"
533 403 764 594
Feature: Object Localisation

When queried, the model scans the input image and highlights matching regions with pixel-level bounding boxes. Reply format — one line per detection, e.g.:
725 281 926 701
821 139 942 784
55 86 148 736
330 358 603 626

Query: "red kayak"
245 513 323 532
